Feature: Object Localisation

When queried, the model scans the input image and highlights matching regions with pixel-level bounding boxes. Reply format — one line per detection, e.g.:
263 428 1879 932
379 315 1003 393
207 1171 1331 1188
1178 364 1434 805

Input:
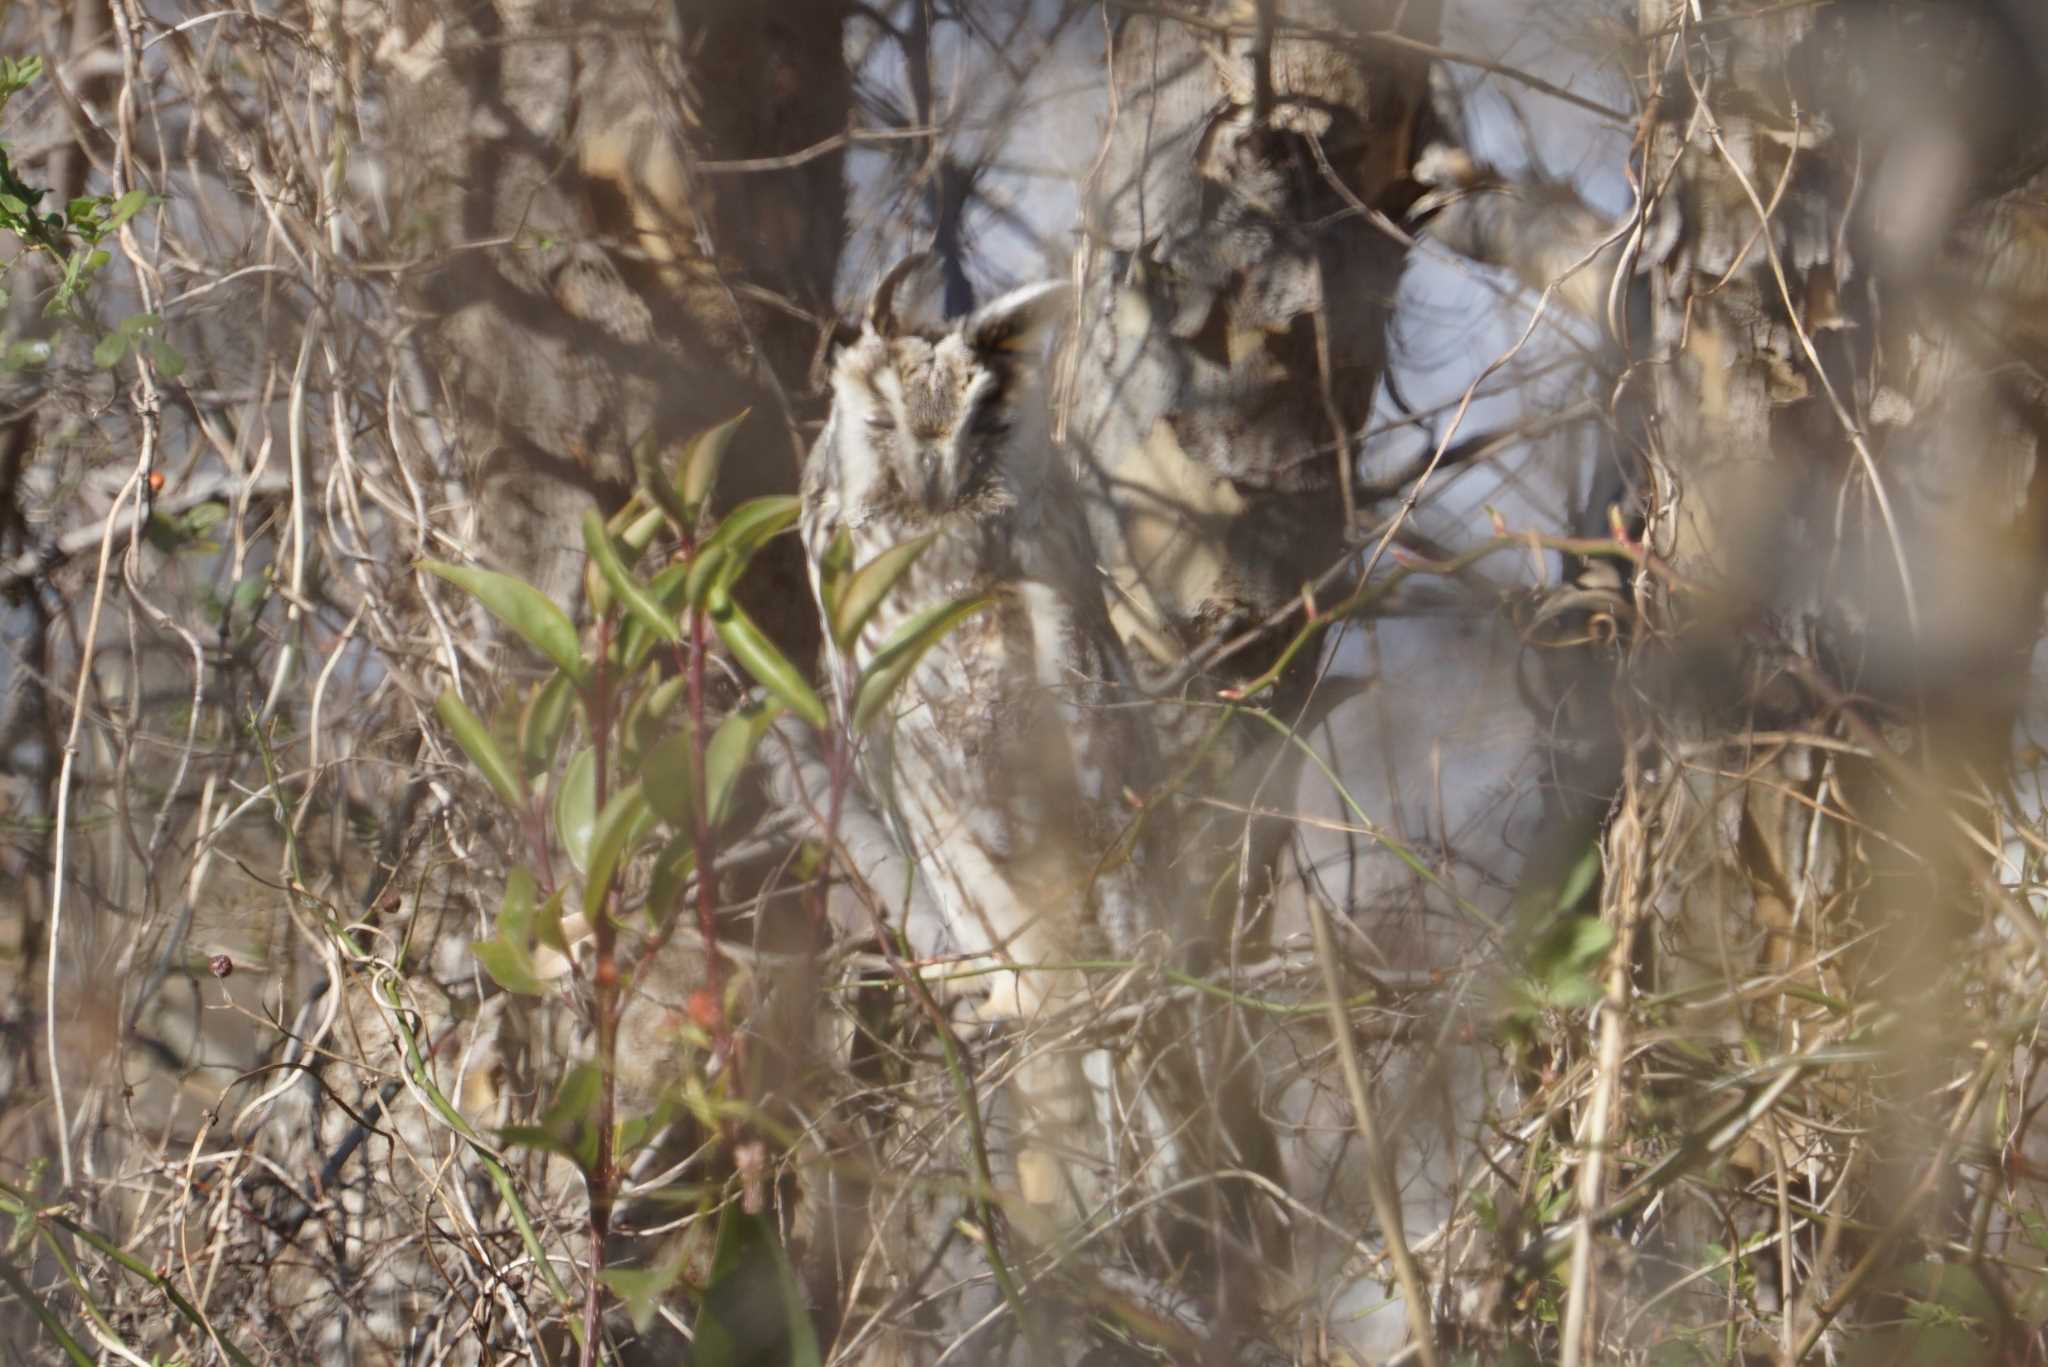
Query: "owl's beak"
918 449 945 507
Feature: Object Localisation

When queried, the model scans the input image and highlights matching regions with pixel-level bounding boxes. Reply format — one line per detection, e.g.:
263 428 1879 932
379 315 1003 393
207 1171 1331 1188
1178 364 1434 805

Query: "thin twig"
1306 886 1439 1366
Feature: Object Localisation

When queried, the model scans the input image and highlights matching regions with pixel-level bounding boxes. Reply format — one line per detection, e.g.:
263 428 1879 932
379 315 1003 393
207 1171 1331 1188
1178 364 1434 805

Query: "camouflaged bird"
799 258 1165 1219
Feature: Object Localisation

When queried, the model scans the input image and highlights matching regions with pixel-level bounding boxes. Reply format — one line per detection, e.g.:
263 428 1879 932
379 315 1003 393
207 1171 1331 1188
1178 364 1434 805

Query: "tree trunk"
1072 0 1442 700
382 0 847 645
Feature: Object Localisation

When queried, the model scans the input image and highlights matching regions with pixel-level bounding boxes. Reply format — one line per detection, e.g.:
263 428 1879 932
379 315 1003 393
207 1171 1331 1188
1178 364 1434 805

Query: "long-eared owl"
799 258 1163 1216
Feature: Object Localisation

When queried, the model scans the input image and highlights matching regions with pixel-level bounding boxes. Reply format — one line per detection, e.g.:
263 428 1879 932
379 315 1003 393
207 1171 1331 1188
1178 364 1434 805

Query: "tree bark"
1070 0 1443 698
382 0 848 644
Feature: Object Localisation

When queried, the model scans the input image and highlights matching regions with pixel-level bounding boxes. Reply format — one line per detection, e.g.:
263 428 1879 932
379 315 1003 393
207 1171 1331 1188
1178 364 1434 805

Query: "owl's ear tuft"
866 252 934 338
964 281 1070 354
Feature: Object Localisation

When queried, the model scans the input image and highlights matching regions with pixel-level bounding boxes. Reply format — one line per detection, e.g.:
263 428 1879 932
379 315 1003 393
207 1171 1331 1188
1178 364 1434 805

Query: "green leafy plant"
92 309 182 374
420 410 993 1364
0 54 179 369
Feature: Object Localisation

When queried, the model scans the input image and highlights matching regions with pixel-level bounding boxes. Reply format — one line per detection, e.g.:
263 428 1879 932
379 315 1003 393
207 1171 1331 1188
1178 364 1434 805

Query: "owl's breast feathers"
814 491 1158 962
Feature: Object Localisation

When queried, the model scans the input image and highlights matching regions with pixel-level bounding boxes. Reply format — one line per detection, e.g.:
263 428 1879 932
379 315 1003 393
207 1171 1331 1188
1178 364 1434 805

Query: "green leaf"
471 937 549 996
2 339 49 370
677 409 750 515
640 673 689 725
91 330 128 368
1524 913 1616 1009
142 512 185 554
616 1093 678 1162
229 572 269 617
143 514 209 557
683 543 732 611
436 688 525 808
831 531 936 650
584 782 652 917
694 495 801 593
0 56 42 93
179 501 227 534
647 560 691 611
420 560 587 685
148 338 184 378
641 726 701 831
500 1062 604 1172
851 595 992 732
693 1204 749 1367
531 886 568 956
692 1206 821 1367
768 1215 823 1367
616 501 666 558
641 698 781 834
625 673 688 761
519 671 576 779
634 433 694 531
704 697 784 828
647 832 696 929
708 494 801 557
600 1244 688 1335
1556 842 1601 912
583 508 679 645
469 869 564 995
814 528 854 623
553 747 597 874
709 588 827 730
616 564 693 677
613 613 653 681
1555 914 1615 968
101 188 150 233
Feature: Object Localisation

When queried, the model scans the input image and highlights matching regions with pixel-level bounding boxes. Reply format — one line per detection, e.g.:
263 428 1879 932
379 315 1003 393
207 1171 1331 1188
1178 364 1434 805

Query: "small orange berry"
687 988 722 1031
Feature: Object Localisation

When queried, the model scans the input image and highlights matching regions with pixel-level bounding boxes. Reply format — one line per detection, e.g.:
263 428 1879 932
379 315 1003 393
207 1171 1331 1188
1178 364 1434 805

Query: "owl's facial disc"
828 292 1053 515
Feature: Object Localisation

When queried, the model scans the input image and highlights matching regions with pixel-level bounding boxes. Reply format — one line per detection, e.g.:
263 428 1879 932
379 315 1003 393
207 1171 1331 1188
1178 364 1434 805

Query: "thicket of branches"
3 2 2048 1365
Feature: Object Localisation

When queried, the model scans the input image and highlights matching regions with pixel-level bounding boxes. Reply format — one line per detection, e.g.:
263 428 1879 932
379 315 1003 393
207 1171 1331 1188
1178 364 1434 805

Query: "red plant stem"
580 615 619 1367
686 604 736 1074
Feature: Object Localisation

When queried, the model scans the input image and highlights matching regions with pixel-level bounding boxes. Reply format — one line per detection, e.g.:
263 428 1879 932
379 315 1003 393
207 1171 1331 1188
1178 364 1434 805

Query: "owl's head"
823 257 1070 514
